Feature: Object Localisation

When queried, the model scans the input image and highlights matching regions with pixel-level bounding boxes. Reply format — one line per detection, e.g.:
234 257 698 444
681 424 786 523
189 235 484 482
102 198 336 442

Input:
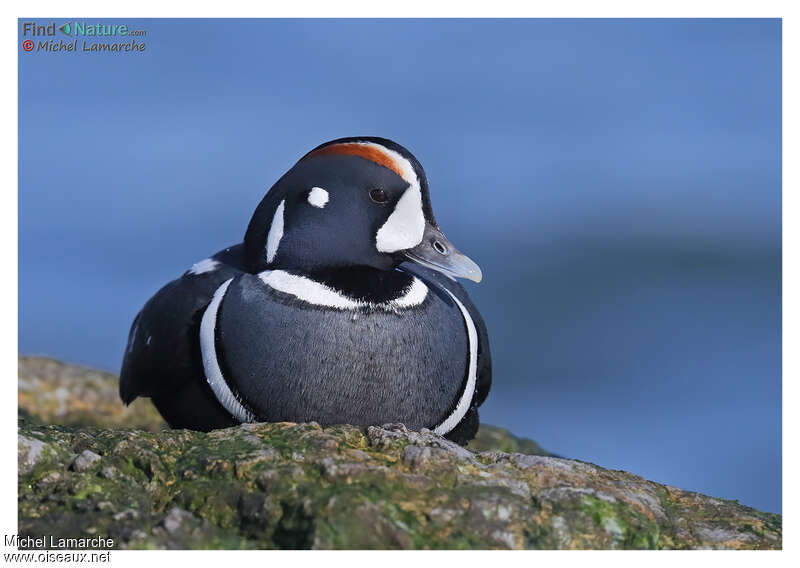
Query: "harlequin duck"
120 137 491 444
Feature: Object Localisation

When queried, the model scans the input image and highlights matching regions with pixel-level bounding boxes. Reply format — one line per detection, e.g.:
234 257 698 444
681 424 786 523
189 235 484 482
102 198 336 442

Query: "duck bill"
403 224 483 283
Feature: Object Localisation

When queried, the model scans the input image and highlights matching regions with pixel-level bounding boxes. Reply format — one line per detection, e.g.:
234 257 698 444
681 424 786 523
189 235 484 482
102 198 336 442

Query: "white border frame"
4 3 792 565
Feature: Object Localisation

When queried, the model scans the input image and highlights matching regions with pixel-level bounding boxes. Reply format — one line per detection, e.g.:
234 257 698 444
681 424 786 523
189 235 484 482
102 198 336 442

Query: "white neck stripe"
199 278 255 423
433 289 478 436
257 270 428 312
265 199 285 263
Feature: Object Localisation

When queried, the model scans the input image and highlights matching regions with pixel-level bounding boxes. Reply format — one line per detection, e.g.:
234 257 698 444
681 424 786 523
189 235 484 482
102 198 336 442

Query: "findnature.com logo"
21 21 147 53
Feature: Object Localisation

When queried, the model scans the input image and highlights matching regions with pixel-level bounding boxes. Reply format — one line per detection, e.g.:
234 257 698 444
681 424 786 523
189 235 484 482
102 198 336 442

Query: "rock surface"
19 356 164 431
18 356 781 549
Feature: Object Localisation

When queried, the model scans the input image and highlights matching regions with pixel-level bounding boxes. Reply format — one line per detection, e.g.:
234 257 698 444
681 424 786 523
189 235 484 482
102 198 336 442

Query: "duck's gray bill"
403 225 483 283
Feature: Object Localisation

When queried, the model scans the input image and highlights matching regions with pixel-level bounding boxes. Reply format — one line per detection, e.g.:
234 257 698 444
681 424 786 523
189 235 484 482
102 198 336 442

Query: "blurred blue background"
19 19 781 513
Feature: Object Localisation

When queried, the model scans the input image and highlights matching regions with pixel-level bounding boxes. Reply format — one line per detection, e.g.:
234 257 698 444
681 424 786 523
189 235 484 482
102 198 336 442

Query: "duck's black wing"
119 244 247 431
398 262 492 445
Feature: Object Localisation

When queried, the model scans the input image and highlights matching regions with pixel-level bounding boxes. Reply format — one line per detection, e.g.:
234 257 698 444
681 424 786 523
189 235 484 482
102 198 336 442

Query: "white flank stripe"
307 186 329 208
199 279 255 423
265 199 285 263
433 290 478 436
126 320 139 354
188 258 219 275
258 270 428 312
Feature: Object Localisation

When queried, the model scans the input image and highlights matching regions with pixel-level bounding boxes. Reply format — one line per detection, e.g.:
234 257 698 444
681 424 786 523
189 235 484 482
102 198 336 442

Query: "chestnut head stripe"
306 142 410 184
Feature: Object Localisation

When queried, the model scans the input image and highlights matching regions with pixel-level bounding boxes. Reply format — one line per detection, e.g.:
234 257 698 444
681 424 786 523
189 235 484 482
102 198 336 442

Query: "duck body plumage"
120 137 491 444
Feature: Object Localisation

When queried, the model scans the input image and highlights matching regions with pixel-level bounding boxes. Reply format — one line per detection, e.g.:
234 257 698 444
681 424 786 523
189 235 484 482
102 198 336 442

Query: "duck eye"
369 188 388 204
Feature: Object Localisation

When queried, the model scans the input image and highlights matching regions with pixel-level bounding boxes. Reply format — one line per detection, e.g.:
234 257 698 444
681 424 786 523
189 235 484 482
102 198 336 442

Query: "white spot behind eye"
308 187 329 208
265 199 285 263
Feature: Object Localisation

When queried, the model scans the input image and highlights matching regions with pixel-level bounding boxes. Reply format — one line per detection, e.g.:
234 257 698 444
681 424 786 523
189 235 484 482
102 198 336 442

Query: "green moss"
17 411 781 550
467 425 554 456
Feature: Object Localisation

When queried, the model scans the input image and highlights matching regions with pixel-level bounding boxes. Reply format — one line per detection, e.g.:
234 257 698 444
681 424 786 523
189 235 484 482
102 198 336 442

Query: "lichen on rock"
17 356 781 550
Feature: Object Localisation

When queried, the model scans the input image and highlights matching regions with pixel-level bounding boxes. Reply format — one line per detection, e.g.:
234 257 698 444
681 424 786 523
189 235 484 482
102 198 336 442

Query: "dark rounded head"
243 137 481 282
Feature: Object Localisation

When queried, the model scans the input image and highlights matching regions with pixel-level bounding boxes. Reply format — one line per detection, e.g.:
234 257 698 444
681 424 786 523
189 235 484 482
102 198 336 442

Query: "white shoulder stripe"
199 278 255 423
433 289 478 436
188 258 219 275
265 199 285 263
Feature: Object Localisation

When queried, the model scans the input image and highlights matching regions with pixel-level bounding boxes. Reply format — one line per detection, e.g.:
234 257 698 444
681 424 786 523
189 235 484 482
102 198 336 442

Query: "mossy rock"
17 356 781 549
18 356 165 431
